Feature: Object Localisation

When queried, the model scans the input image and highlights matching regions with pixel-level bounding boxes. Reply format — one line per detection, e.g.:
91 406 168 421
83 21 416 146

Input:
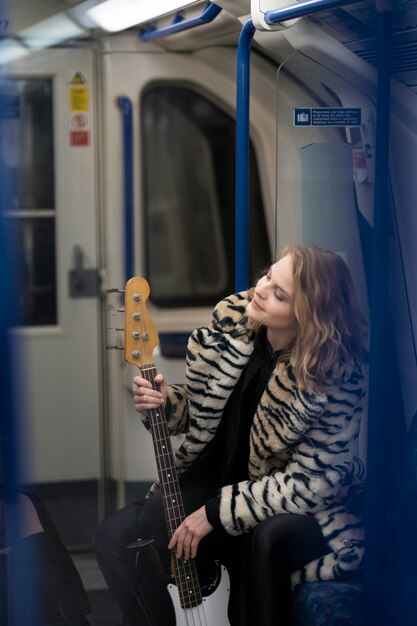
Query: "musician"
94 244 367 625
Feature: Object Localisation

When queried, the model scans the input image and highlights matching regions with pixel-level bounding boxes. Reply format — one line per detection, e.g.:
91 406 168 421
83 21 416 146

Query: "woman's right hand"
132 373 167 415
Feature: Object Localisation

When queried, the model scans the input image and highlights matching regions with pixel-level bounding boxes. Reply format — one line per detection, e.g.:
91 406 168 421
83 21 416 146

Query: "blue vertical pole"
0 67 39 625
0 54 17 622
364 2 393 625
117 97 134 282
0 196 20 622
235 19 255 292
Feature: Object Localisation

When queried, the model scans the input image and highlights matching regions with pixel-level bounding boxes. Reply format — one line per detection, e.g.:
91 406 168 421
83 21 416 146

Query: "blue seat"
292 580 363 626
291 409 417 626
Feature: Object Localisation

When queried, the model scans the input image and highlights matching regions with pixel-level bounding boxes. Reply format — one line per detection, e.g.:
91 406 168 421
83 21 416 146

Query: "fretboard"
141 364 203 608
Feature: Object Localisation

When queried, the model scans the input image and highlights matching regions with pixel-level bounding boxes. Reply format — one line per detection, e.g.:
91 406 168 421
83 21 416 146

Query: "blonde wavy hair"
267 245 367 390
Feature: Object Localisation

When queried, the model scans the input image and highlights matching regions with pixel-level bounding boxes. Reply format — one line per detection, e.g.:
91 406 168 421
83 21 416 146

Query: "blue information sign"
294 107 361 127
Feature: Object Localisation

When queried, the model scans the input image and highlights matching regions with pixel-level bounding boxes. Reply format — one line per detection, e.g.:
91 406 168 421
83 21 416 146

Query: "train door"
101 44 275 508
2 47 102 546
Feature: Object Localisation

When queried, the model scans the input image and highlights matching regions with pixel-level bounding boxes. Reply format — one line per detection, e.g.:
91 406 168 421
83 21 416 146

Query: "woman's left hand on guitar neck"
132 373 167 415
168 506 214 560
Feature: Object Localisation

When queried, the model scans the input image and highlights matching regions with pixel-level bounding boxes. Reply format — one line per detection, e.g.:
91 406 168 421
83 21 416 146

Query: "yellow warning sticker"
69 86 89 112
70 71 87 85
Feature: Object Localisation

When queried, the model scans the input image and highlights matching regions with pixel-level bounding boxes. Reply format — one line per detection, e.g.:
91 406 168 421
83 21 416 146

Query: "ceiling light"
20 13 86 49
0 39 29 65
72 0 201 33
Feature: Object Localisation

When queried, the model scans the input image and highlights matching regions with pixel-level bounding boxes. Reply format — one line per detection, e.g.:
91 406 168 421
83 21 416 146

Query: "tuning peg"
106 345 124 351
131 332 149 341
107 288 125 294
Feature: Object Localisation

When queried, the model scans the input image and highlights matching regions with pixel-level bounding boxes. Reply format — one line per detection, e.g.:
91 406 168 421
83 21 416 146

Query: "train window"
141 85 270 307
6 217 57 325
0 78 56 325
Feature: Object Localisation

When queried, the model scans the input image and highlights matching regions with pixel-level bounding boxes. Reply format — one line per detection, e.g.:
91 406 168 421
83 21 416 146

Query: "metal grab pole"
117 96 134 282
364 3 393 624
139 2 222 42
235 19 255 292
265 0 364 24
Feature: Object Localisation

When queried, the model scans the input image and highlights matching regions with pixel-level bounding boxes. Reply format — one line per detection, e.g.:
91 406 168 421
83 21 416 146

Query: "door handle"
68 245 99 298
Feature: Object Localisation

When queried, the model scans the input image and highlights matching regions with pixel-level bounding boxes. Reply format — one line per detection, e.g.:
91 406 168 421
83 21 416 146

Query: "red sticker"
70 130 90 146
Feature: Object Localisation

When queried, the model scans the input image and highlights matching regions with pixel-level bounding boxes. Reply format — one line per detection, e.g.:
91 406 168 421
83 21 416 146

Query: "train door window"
141 85 270 307
0 78 56 325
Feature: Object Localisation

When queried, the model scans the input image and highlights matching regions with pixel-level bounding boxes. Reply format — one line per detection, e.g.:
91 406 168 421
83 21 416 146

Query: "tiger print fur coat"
143 291 366 584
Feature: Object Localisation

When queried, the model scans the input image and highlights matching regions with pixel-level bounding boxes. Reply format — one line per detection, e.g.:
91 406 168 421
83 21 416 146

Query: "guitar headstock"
124 277 159 368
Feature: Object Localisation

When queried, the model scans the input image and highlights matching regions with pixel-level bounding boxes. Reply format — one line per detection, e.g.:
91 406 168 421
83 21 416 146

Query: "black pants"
93 490 329 626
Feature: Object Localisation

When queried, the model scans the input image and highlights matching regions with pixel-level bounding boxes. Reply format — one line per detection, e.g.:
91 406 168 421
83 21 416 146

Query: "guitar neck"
121 276 207 610
140 364 203 608
143 364 185 538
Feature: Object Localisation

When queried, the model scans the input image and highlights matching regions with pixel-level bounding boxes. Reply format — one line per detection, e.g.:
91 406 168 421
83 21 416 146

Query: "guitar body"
131 542 231 626
168 564 231 626
122 277 231 626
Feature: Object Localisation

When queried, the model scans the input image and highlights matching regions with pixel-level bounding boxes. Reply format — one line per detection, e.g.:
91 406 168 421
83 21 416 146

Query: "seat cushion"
292 581 364 626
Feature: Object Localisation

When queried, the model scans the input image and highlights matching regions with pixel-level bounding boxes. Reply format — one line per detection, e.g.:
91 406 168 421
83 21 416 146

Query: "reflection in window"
6 217 57 326
0 78 54 209
0 78 56 325
142 85 270 307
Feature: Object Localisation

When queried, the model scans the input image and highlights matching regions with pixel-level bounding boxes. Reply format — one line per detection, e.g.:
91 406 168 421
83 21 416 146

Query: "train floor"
72 552 123 626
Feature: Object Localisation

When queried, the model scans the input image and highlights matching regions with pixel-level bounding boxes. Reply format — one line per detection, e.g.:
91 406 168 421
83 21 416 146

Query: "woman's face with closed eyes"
246 255 298 351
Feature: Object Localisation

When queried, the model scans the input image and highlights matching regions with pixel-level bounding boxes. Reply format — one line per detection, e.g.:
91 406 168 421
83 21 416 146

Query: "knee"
93 505 141 561
252 514 311 554
93 517 117 559
15 494 44 540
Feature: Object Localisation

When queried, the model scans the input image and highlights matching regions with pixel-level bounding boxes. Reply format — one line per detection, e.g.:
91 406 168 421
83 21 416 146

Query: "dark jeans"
93 489 329 626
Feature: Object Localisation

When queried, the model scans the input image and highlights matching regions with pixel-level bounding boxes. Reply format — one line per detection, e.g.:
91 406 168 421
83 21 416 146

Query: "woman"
94 245 367 625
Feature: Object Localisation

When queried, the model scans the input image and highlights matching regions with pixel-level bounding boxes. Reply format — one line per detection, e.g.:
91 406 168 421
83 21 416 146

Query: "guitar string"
142 365 207 626
142 366 203 623
126 290 210 625
140 357 208 626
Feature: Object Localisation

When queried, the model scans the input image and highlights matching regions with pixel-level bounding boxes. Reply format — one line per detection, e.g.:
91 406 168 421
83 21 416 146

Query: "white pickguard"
167 564 231 626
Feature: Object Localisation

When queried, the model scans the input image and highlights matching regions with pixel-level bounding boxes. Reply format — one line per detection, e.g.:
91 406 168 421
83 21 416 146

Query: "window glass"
0 78 54 209
0 78 56 325
6 217 57 325
141 85 270 307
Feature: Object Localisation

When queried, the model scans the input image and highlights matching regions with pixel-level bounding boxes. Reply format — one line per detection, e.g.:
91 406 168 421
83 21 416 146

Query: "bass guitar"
123 276 231 626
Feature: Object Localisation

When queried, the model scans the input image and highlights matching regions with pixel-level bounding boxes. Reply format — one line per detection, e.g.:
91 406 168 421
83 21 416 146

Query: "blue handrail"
234 0 365 292
139 2 222 42
265 0 362 24
117 97 134 282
